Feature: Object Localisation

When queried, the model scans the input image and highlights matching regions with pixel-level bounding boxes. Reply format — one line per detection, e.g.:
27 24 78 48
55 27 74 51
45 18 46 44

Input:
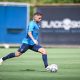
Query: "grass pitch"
0 48 80 80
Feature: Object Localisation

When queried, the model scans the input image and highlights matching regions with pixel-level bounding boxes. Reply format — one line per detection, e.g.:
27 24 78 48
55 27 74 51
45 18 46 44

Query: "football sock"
42 54 48 68
2 53 15 61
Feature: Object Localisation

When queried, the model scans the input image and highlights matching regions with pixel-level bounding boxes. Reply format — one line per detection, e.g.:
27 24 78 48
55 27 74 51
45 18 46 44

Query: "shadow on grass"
0 68 47 72
20 69 47 72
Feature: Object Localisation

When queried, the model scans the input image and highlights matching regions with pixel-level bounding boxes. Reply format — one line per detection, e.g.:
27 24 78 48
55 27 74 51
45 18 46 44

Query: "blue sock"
42 54 48 68
2 53 15 61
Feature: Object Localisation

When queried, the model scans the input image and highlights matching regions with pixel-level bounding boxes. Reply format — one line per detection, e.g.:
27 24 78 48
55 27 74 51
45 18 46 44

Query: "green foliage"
0 0 80 3
73 0 80 3
38 0 71 3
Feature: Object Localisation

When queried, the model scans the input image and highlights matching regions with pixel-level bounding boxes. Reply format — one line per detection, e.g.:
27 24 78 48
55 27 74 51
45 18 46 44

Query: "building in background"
0 2 30 44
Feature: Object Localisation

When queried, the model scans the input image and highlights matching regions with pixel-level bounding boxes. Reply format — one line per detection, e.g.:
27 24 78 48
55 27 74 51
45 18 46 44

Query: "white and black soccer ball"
46 64 58 72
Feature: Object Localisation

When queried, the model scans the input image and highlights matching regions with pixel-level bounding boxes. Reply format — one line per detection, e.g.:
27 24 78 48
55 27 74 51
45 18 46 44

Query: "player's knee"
42 49 47 54
15 51 21 57
39 48 47 54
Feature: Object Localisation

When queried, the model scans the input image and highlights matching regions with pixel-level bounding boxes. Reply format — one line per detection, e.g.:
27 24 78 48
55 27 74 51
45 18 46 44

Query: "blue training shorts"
18 43 42 53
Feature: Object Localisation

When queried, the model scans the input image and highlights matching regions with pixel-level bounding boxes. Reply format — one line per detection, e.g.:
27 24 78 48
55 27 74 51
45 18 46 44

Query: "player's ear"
33 15 37 20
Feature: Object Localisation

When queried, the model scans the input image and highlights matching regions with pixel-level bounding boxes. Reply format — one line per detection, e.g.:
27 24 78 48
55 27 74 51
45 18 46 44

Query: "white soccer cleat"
45 65 51 71
0 58 3 65
45 64 58 72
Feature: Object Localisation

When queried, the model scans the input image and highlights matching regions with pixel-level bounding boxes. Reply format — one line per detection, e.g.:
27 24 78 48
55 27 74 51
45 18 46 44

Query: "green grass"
0 48 80 80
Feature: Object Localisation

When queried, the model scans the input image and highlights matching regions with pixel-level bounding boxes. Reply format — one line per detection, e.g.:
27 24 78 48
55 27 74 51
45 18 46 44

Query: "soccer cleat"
0 58 3 65
45 65 51 71
45 64 58 72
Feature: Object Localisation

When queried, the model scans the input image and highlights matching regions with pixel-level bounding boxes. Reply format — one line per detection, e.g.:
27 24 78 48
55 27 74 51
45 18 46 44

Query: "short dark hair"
33 12 43 16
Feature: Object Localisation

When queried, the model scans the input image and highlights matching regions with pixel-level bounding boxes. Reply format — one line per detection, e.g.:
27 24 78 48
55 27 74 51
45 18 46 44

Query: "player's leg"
0 43 29 64
0 52 16 65
31 45 48 68
38 47 48 68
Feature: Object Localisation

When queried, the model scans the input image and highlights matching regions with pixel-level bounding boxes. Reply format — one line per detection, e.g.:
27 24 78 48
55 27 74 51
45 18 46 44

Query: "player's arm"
28 21 38 45
28 32 38 45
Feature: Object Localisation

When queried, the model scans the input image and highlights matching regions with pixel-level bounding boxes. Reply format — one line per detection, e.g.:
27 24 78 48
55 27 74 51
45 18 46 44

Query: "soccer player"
0 12 48 69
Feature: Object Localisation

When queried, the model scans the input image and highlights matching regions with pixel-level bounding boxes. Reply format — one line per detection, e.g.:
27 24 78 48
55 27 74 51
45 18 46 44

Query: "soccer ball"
46 64 58 72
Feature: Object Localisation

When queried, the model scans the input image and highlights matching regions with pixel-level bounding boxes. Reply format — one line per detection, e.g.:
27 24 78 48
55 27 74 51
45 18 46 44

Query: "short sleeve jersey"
22 20 40 45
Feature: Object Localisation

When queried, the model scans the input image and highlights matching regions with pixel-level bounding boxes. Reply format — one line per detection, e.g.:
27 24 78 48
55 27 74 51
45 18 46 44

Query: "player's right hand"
33 39 38 45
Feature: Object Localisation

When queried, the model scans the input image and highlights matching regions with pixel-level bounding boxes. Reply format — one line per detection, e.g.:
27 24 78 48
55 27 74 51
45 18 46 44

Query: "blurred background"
0 0 80 48
0 1 80 80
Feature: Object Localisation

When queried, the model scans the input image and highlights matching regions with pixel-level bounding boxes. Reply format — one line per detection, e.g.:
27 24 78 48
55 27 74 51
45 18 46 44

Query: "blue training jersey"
22 20 40 45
